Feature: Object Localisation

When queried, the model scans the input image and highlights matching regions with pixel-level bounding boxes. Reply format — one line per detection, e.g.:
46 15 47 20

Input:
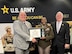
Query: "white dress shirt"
56 21 62 33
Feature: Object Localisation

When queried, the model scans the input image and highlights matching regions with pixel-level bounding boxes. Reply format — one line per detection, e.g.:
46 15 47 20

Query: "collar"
56 21 62 23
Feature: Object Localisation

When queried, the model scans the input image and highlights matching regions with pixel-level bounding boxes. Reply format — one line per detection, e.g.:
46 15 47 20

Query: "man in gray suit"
13 11 37 54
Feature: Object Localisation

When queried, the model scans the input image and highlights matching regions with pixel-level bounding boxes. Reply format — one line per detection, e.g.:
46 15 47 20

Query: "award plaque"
29 28 45 41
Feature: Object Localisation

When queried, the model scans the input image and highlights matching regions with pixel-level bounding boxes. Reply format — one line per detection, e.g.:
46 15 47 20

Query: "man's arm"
65 23 70 44
13 21 30 41
65 23 70 49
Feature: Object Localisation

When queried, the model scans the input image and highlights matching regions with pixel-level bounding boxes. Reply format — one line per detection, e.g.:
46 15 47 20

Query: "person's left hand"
65 44 70 49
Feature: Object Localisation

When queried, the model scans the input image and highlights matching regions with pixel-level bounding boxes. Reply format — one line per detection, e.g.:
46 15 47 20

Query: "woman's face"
41 17 47 24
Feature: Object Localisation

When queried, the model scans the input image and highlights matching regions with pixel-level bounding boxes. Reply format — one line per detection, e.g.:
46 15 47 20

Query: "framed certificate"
29 28 45 41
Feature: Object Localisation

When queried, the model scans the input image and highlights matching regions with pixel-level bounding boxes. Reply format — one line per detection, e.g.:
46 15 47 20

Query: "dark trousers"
50 45 65 54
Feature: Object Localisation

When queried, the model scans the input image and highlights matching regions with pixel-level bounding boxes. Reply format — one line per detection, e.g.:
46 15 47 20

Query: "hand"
32 38 37 43
65 44 70 49
40 37 46 39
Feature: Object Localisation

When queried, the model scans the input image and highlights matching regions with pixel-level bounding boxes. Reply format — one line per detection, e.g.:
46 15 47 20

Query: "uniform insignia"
47 23 51 26
45 28 50 31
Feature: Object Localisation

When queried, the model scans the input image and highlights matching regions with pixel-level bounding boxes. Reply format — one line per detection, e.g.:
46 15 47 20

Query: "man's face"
19 12 27 22
56 12 63 22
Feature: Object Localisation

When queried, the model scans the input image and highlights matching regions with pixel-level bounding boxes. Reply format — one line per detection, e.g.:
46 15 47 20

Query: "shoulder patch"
47 23 51 26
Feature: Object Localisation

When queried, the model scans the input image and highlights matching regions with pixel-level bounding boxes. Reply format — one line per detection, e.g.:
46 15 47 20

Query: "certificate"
29 28 45 41
29 28 42 41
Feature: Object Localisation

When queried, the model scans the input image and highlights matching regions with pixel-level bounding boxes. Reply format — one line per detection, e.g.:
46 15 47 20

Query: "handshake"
31 36 46 43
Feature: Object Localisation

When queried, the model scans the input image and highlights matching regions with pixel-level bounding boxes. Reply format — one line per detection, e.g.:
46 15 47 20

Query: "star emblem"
1 5 9 14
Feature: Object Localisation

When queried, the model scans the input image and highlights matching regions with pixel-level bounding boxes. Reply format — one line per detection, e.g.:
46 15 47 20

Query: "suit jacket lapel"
53 22 57 34
19 20 29 34
58 22 64 34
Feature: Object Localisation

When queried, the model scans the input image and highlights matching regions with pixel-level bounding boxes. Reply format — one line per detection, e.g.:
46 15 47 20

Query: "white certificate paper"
29 28 41 41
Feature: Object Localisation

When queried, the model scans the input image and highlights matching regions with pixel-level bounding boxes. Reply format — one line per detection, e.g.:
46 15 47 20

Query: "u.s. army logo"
1 5 9 14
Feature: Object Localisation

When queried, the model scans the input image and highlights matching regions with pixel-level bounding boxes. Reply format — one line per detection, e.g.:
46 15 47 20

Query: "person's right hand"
65 44 70 49
40 37 46 39
32 38 37 43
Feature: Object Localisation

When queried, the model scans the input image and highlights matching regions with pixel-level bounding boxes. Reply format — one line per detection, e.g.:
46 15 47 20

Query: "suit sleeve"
65 23 70 44
13 21 30 41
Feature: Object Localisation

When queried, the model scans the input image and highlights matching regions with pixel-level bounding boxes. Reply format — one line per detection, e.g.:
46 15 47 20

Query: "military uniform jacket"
36 23 54 49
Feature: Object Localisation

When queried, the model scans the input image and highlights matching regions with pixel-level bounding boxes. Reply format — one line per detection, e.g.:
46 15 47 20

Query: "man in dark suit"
50 11 70 54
